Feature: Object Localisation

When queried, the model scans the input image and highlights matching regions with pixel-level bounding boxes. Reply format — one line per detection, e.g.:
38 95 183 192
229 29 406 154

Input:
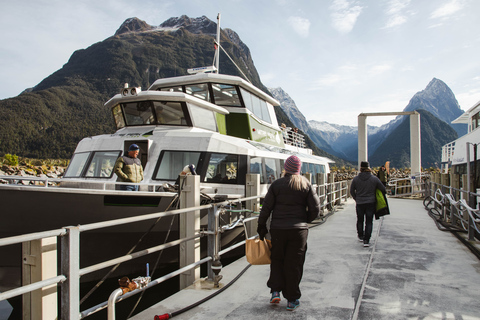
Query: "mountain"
303 78 464 166
403 78 466 137
369 109 458 168
0 16 339 163
269 88 336 154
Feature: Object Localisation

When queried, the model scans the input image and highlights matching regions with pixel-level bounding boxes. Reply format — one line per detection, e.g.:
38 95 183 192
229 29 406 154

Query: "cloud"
430 0 465 19
287 16 311 38
329 0 363 34
383 0 412 29
369 64 393 75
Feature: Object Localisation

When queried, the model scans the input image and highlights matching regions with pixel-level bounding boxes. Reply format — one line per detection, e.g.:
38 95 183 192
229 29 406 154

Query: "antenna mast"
215 13 221 73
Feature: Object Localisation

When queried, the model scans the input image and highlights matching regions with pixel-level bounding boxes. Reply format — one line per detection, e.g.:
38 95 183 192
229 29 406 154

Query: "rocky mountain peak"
115 17 154 36
159 15 217 35
402 77 465 136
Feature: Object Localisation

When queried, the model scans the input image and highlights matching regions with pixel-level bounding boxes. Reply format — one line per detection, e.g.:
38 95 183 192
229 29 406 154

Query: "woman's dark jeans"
356 202 375 241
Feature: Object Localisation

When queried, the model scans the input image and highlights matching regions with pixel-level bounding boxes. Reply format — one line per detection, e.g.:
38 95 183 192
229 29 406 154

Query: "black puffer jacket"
258 174 320 230
350 171 386 204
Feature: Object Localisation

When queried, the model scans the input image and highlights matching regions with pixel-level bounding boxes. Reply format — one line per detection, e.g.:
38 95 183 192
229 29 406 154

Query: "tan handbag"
245 238 272 265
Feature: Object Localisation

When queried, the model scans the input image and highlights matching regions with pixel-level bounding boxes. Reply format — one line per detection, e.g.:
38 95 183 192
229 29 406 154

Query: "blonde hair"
284 172 310 191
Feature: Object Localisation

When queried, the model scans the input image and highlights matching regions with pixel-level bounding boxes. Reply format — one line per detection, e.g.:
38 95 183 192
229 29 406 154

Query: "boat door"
123 140 149 169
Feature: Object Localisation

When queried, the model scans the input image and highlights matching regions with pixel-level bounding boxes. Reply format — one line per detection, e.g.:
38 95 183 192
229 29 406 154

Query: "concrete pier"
132 198 480 320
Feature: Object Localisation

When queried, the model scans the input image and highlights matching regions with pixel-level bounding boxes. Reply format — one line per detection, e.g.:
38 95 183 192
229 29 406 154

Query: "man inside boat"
114 144 144 191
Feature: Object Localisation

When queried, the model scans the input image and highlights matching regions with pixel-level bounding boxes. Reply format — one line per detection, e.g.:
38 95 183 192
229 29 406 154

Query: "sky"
1 0 480 127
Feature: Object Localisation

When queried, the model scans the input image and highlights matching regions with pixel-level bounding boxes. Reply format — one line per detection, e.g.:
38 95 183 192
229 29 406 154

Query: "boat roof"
452 99 480 124
104 90 230 115
148 73 280 107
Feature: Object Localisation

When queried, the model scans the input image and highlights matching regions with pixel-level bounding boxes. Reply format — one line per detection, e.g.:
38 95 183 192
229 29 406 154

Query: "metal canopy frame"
358 111 421 174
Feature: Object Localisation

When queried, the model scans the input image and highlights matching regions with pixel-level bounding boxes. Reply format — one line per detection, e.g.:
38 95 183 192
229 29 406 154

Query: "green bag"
375 189 390 220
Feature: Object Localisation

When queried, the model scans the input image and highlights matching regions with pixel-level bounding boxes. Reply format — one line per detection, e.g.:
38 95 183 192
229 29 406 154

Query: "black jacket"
258 174 320 230
350 171 386 204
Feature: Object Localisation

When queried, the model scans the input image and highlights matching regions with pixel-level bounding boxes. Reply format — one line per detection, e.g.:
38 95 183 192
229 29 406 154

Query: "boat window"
123 101 156 125
64 152 91 178
185 83 210 101
308 163 316 184
265 158 279 184
301 162 308 176
240 88 272 124
159 86 183 92
153 101 186 125
472 111 480 131
212 83 241 106
112 105 126 129
154 151 201 180
205 153 238 184
250 157 265 184
189 104 217 131
85 151 120 178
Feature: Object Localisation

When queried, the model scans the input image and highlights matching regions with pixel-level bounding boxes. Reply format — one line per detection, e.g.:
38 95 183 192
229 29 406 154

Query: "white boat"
0 17 333 297
441 99 480 179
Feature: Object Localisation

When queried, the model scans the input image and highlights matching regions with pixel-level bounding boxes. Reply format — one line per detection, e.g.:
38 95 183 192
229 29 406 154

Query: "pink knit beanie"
284 155 302 175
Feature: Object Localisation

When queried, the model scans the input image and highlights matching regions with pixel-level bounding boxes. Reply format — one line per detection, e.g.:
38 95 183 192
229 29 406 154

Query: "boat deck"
132 197 480 320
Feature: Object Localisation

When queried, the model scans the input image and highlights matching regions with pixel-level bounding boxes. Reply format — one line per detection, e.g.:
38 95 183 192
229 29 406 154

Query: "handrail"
0 275 66 301
423 183 480 240
0 177 347 319
0 228 66 247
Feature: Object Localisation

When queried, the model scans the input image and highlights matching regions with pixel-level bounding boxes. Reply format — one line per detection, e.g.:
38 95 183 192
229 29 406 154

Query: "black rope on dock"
154 264 252 320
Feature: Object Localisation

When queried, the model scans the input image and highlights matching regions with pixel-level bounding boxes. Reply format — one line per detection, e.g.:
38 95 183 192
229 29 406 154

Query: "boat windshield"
64 151 120 178
113 101 187 129
154 151 202 180
205 153 238 184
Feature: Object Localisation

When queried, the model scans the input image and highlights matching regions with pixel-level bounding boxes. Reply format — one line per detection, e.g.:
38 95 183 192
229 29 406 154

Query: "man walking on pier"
350 161 386 247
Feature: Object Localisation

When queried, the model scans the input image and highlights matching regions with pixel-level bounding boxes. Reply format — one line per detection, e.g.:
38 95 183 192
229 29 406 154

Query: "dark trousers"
356 202 375 241
268 229 308 301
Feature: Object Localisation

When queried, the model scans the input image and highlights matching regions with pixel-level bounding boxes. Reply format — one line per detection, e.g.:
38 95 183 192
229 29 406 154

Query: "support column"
23 237 58 320
358 114 367 169
410 112 421 175
179 175 200 289
245 174 260 240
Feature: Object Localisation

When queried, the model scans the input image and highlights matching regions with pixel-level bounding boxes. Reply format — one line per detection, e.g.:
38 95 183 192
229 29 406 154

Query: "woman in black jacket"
257 155 320 311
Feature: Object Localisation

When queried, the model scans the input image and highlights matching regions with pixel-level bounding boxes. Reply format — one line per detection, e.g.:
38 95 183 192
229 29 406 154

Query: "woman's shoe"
270 291 281 304
286 299 300 311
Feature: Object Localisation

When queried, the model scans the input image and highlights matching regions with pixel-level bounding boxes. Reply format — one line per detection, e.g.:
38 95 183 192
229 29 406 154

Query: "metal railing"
280 127 306 148
387 173 429 197
423 181 480 241
0 174 176 192
0 176 347 319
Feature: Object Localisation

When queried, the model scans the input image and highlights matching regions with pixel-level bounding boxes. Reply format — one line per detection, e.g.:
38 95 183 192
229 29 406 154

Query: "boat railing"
0 174 348 319
387 172 429 197
280 126 306 148
0 174 179 193
423 180 480 241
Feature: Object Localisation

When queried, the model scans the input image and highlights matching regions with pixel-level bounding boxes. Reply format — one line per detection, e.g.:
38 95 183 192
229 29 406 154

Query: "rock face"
0 165 65 185
403 78 466 137
115 17 154 36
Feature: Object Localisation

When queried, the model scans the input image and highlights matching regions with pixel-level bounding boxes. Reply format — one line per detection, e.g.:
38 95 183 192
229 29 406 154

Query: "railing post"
61 226 80 320
327 173 334 210
179 175 200 289
207 205 217 281
245 174 260 243
22 237 58 320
